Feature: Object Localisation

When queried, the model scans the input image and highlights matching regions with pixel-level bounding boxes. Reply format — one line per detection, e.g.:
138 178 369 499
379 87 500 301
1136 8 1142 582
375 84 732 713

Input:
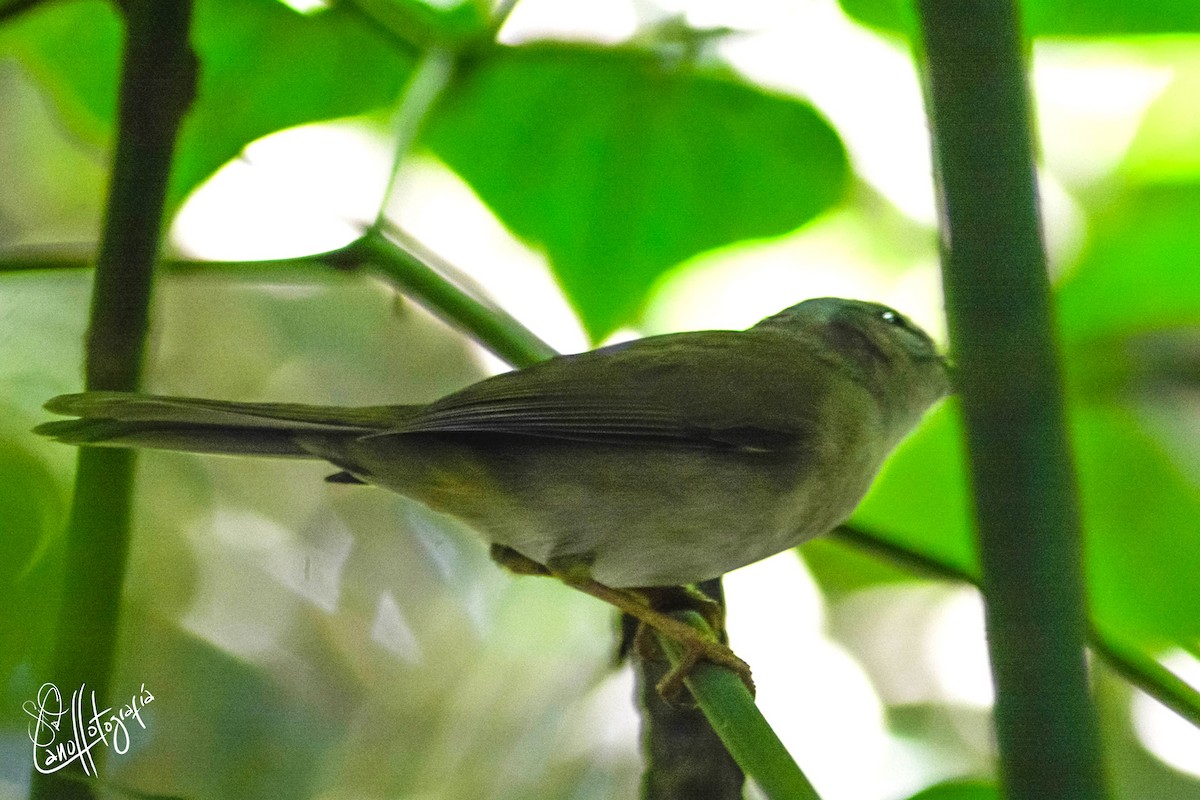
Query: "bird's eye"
880 310 902 326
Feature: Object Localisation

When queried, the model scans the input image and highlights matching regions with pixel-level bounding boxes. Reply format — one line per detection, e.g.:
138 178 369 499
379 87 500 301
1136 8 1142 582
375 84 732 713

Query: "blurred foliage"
839 0 1200 36
0 0 415 210
425 44 848 338
904 779 1000 800
1 0 1200 798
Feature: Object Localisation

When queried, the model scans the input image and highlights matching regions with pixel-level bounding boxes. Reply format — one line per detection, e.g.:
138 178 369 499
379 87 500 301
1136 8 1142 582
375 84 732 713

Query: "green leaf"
1057 184 1200 339
853 396 1200 650
0 434 67 698
1121 48 1200 182
839 0 1200 37
850 401 978 578
903 779 1000 800
176 0 414 205
2 0 414 210
0 0 122 144
425 45 849 339
1075 406 1200 646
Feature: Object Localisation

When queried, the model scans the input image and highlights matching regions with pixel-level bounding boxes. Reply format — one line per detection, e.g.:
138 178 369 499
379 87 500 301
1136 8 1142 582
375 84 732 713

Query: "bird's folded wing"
387 332 816 452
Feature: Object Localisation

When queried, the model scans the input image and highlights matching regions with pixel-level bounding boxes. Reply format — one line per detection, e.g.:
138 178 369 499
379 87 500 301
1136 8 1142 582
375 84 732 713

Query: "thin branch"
0 247 350 276
658 612 822 800
347 228 557 367
635 579 745 800
375 47 457 230
30 2 196 798
490 0 521 34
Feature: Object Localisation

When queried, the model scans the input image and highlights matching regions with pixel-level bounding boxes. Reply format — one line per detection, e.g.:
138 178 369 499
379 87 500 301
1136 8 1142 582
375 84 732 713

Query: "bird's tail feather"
35 392 420 458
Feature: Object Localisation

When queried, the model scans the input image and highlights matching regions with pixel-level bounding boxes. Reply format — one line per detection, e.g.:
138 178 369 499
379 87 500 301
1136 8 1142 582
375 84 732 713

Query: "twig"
30 3 196 798
347 228 557 367
375 47 457 230
657 612 822 800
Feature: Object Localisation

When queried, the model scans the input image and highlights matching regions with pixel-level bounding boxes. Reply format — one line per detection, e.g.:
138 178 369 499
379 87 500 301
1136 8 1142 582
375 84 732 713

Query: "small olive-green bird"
37 297 949 691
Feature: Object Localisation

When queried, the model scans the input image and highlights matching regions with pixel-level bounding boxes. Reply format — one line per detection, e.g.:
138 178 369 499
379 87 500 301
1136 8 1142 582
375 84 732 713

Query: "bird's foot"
637 585 728 642
543 554 753 701
645 622 753 704
489 545 754 700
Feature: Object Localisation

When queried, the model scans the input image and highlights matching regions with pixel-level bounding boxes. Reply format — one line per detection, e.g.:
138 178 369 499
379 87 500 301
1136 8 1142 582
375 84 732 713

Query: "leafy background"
2 0 1200 798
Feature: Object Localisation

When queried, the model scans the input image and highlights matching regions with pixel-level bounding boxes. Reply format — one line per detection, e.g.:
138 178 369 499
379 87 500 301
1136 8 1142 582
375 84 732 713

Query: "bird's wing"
387 331 821 452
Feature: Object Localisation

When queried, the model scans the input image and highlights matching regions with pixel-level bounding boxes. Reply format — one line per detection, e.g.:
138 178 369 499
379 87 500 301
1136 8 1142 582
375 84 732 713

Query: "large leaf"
904 780 1000 800
839 0 1200 38
0 435 67 702
1075 406 1200 647
1057 184 1200 339
425 45 849 339
1 0 414 210
852 398 1200 649
850 401 978 578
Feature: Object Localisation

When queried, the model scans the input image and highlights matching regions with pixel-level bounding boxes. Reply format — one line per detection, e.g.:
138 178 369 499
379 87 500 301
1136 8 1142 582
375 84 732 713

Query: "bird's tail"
35 392 420 458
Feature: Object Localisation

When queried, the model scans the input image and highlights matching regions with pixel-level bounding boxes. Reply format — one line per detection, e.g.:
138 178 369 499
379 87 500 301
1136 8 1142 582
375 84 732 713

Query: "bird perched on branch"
38 297 950 696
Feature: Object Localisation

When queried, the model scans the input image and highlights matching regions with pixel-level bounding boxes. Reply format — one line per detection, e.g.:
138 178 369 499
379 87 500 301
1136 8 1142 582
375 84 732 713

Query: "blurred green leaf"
347 0 492 48
425 45 849 339
1 0 414 210
850 401 978 578
1122 48 1200 182
839 0 1200 37
903 779 1000 800
0 435 63 580
0 0 122 144
1076 406 1200 646
800 535 919 598
853 394 1200 651
0 433 67 703
177 0 414 205
1057 184 1200 339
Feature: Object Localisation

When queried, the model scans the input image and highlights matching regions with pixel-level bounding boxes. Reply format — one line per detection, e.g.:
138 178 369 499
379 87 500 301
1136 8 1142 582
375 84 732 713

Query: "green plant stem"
376 46 457 229
657 612 822 800
348 228 558 366
491 0 521 32
30 3 195 798
913 1 1107 796
0 248 345 276
636 579 745 800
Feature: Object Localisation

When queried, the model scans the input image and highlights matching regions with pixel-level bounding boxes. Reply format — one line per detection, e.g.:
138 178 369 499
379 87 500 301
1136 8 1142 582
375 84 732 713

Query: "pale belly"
326 432 881 588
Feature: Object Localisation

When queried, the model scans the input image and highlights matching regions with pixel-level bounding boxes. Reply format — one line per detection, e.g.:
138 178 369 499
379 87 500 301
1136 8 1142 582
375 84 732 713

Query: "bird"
36 297 950 695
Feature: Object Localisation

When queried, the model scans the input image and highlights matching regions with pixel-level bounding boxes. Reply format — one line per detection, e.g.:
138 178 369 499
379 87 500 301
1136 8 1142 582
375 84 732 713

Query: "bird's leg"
489 545 754 699
637 585 728 642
